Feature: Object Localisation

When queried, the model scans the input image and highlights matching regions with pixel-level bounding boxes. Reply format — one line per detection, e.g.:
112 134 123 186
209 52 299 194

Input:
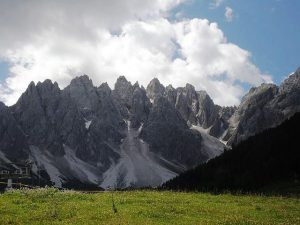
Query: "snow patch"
85 120 92 129
138 123 143 134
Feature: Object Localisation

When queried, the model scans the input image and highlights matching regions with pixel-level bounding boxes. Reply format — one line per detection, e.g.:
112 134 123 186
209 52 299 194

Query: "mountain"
0 76 223 189
0 67 299 189
163 112 300 194
224 68 300 145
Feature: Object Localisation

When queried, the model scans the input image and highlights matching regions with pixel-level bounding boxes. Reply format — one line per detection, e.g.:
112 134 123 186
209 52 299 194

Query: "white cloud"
0 0 271 106
225 7 234 22
210 0 224 9
0 0 185 53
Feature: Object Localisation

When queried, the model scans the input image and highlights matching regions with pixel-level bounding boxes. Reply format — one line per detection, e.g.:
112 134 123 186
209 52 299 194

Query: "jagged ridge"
0 67 300 189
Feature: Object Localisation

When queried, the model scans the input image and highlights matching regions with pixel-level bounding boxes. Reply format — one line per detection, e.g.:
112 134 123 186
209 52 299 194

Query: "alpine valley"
0 68 300 189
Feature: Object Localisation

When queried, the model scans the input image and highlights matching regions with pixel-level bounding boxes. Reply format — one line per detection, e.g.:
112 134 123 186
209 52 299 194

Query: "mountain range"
0 67 299 189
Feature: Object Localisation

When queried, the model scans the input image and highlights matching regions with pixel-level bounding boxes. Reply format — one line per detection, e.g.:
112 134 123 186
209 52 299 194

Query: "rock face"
11 80 66 156
0 102 29 163
140 96 208 167
224 84 279 145
7 77 124 187
146 78 165 100
0 67 300 189
225 68 300 145
209 106 237 138
146 80 234 138
113 77 151 128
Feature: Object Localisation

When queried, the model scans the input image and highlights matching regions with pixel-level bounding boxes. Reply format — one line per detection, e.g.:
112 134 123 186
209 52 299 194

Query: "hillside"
163 112 300 194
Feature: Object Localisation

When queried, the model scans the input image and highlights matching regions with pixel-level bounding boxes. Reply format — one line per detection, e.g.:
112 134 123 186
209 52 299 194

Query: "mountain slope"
0 76 220 189
163 112 300 194
0 68 300 189
225 68 300 145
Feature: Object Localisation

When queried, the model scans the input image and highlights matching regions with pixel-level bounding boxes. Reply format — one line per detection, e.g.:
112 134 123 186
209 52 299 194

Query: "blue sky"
0 0 299 106
0 61 8 81
172 0 300 84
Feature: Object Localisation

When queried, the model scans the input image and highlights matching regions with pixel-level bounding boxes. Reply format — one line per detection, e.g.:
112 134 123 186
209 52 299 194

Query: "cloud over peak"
0 0 271 106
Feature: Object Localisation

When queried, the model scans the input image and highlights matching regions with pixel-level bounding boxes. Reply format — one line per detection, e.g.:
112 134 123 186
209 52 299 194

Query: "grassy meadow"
0 188 299 225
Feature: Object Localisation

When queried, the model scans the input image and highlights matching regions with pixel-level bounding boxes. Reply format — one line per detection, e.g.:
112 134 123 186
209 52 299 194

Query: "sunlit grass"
0 188 299 225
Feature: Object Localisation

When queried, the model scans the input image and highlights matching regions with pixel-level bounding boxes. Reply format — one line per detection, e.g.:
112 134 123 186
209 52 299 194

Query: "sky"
0 0 299 106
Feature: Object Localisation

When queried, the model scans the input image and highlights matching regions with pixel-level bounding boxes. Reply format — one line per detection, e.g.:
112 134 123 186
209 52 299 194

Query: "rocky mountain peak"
197 90 210 99
279 68 300 94
65 75 98 110
27 81 36 90
185 83 195 92
237 83 278 112
195 90 218 129
114 76 133 102
97 82 111 96
36 79 61 97
133 81 139 89
115 75 131 89
146 78 165 100
244 83 278 100
37 79 58 88
23 81 38 97
14 79 60 110
70 74 93 86
164 84 177 106
225 82 281 145
116 75 128 82
166 84 175 91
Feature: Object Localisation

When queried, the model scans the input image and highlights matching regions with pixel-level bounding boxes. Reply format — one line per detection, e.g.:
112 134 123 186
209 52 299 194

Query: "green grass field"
0 188 299 225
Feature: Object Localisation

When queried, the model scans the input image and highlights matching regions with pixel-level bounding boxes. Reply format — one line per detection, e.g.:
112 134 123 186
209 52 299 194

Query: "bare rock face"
174 84 198 125
1 67 300 189
7 77 124 187
225 83 279 145
225 68 300 145
113 76 134 107
275 68 300 117
113 76 151 128
130 84 151 126
164 85 177 106
209 106 236 138
11 80 66 156
0 102 29 163
63 75 124 166
146 78 165 100
140 96 208 168
195 90 219 128
65 75 98 111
